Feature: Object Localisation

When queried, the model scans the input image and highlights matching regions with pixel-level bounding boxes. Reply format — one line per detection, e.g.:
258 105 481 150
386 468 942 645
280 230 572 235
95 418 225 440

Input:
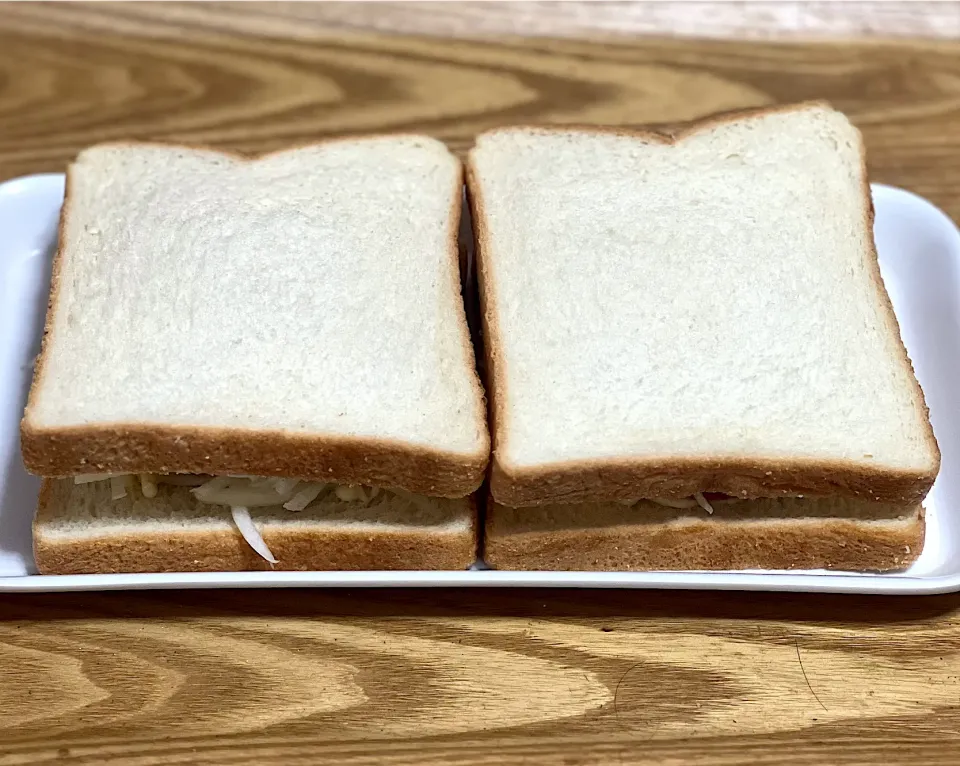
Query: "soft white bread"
467 103 939 507
35 480 477 573
485 497 923 572
22 138 489 497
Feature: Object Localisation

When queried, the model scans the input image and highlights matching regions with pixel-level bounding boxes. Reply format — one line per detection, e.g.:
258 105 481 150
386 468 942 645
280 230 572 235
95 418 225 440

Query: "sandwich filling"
73 473 394 564
625 493 746 514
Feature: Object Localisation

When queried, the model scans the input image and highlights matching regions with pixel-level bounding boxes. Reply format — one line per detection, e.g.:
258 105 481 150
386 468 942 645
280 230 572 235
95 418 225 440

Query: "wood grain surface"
2 3 960 764
3 3 960 220
1 588 959 764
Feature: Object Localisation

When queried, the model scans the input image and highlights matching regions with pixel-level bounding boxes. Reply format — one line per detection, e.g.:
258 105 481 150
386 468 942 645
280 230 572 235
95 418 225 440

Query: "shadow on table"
0 586 957 624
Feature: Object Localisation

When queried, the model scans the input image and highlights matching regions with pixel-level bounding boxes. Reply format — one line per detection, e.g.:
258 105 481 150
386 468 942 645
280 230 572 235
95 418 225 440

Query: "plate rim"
1 173 959 593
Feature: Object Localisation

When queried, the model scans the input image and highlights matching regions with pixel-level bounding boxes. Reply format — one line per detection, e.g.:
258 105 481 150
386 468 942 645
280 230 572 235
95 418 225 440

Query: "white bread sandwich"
36 480 476 573
485 497 922 572
22 137 489 573
468 102 939 571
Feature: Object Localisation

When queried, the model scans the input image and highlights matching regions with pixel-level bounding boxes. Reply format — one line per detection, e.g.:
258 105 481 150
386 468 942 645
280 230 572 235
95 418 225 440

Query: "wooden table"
1 4 959 763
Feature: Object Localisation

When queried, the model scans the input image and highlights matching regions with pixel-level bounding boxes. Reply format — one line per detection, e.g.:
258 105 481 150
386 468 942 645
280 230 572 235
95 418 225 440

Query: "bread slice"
34 479 477 573
22 138 489 497
467 102 939 508
485 497 923 572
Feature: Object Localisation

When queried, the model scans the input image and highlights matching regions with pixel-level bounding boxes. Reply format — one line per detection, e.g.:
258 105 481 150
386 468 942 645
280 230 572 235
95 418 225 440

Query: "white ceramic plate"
1 173 958 593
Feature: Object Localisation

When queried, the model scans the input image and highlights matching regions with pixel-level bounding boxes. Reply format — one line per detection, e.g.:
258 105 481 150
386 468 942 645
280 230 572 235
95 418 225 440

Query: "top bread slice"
22 137 489 497
467 102 939 507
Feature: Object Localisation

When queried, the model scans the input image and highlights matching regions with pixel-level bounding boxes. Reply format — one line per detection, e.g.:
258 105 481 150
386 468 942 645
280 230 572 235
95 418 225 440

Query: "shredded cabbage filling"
72 473 383 564
619 493 742 513
74 475 748 565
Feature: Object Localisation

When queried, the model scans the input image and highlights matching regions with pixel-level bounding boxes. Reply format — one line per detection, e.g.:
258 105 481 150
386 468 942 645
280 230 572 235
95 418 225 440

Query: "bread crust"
489 456 935 508
33 480 478 574
21 137 489 497
484 502 924 572
22 422 488 497
466 101 940 508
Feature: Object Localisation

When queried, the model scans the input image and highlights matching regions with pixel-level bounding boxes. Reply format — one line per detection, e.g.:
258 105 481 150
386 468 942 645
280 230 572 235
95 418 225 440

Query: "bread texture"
467 102 939 508
485 497 923 572
22 138 489 497
35 479 477 573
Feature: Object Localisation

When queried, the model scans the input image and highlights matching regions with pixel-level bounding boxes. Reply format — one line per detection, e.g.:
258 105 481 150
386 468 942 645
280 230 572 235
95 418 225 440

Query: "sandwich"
22 137 489 573
467 102 939 572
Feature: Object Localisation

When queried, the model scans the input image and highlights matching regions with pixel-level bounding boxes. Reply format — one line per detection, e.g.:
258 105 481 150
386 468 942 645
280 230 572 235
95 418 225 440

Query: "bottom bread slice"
35 479 477 574
485 497 924 572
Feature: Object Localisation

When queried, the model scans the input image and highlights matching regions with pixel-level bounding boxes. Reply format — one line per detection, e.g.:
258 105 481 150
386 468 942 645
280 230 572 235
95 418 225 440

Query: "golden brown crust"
21 422 487 497
21 136 489 497
847 116 941 497
467 101 940 508
465 156 502 495
22 156 73 468
484 502 924 573
33 481 478 574
489 456 936 508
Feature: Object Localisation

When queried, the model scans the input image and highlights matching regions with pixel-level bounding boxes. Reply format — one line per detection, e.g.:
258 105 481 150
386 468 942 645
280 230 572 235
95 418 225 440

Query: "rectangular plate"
1 174 958 593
